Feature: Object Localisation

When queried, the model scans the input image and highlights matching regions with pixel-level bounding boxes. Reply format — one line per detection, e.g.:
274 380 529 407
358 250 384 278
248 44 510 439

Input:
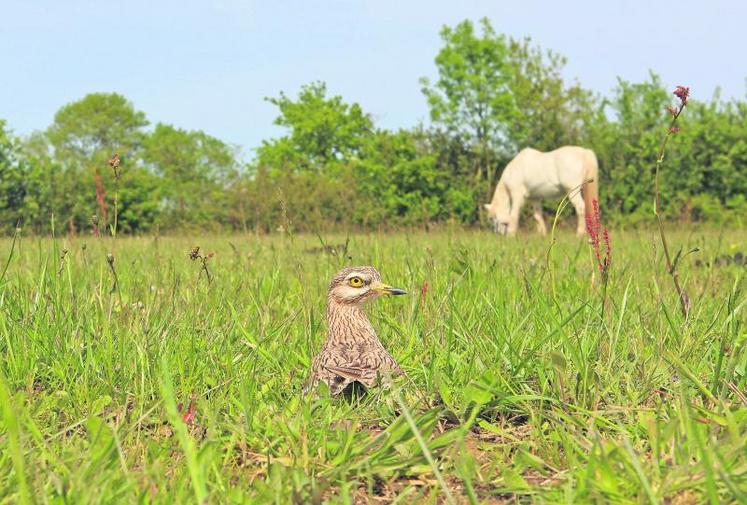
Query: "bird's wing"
323 361 399 389
323 364 376 385
310 343 402 395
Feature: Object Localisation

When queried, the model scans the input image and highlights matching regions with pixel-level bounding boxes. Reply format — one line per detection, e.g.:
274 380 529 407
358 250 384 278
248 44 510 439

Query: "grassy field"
1 228 746 503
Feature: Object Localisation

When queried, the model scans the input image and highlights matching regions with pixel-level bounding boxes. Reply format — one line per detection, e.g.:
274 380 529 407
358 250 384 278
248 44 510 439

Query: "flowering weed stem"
654 85 691 317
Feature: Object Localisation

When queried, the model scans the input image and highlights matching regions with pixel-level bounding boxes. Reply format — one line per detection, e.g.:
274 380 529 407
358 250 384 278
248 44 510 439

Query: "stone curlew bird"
306 266 407 396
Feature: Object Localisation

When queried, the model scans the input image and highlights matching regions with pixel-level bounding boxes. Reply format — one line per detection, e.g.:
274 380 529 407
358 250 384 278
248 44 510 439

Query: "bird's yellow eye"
348 277 364 288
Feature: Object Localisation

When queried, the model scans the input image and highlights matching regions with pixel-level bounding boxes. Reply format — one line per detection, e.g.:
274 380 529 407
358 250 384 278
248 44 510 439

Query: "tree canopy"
257 82 373 173
47 92 148 167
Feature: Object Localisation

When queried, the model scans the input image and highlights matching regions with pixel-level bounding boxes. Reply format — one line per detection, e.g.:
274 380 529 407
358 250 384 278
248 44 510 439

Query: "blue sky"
1 0 743 158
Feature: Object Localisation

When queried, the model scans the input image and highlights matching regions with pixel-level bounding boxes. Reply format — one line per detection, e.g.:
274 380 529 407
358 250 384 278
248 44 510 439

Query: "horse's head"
483 203 509 235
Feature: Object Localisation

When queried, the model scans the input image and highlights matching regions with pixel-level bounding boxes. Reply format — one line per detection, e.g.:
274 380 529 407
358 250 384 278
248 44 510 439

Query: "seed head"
108 153 120 169
585 199 612 274
108 152 122 180
673 85 690 106
419 280 429 307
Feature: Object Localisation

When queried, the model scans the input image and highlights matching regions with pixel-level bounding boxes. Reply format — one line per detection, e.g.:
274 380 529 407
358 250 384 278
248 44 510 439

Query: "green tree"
601 74 670 220
246 82 377 231
355 128 476 227
257 81 373 174
14 132 68 234
420 18 517 183
143 123 238 228
0 120 26 232
116 167 162 233
661 94 747 222
506 37 597 152
45 93 149 231
47 92 148 165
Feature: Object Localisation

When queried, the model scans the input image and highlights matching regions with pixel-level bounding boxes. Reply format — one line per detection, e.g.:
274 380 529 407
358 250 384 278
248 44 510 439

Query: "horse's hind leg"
569 190 587 237
532 203 547 235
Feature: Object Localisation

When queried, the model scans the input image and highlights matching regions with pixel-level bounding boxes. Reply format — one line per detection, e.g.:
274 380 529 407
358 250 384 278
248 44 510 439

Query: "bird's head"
328 266 407 305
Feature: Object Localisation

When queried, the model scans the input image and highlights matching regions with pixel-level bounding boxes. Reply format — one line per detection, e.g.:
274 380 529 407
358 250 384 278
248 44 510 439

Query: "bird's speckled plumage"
306 266 405 396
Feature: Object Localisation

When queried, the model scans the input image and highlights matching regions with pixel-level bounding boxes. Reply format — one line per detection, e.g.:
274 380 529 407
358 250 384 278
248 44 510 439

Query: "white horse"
484 146 599 236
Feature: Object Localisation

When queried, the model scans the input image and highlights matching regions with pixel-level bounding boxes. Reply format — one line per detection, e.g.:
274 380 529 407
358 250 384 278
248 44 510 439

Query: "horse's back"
511 146 590 170
504 148 562 197
505 148 545 175
552 146 595 167
550 146 596 188
504 146 595 197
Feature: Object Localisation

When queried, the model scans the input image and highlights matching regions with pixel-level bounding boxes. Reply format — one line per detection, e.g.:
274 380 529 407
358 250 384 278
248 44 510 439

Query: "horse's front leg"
532 203 547 235
507 192 525 236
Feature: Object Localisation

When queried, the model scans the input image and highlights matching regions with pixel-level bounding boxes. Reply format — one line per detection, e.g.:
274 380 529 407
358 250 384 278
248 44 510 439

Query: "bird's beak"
371 281 407 296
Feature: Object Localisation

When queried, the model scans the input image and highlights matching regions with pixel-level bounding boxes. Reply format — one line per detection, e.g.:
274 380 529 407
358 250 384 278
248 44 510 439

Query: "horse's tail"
582 149 599 219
